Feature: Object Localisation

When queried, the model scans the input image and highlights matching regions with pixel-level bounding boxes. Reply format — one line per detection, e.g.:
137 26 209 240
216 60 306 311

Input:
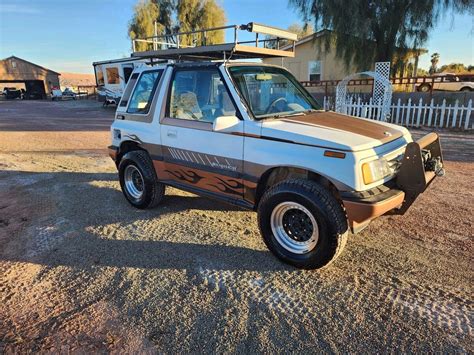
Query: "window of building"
308 61 321 82
127 70 162 114
96 68 104 86
167 68 236 123
11 61 17 68
106 67 120 85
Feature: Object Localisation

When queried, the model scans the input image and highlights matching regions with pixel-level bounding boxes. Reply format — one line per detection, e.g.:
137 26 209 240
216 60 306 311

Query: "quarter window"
127 70 162 114
167 68 236 123
308 61 321 81
106 67 120 84
123 67 134 83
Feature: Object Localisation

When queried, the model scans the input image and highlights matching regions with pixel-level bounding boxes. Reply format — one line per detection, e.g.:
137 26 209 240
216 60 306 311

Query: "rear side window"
119 72 139 107
127 70 163 114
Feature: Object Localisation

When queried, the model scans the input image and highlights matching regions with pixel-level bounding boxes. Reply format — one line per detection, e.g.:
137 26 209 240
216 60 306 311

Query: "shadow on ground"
0 169 290 273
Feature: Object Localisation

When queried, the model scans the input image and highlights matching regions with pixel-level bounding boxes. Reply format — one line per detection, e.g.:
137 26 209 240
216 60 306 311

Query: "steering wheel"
265 97 289 114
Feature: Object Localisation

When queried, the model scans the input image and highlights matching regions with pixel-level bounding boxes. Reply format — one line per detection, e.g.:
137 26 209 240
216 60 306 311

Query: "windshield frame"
226 64 321 120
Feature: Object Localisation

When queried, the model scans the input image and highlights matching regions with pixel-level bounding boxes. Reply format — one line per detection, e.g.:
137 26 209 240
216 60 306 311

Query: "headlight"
362 158 393 184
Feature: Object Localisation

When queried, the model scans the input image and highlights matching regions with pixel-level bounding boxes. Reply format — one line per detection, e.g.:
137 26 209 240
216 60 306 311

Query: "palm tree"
429 53 440 74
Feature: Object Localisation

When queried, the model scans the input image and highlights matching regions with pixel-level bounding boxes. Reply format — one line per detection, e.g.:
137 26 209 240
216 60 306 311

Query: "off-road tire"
118 150 165 209
258 179 348 269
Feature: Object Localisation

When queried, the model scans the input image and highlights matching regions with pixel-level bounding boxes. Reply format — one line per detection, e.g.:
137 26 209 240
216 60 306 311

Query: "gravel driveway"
0 100 472 352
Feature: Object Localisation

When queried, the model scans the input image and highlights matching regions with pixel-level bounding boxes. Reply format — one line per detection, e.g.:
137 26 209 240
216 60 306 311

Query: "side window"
106 67 120 84
96 67 104 86
167 68 236 123
127 70 162 114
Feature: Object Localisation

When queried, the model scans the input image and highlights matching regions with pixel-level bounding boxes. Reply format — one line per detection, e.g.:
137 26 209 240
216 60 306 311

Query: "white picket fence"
323 97 473 130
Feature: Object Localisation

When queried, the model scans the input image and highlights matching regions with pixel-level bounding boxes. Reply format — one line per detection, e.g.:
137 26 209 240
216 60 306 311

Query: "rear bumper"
342 132 444 233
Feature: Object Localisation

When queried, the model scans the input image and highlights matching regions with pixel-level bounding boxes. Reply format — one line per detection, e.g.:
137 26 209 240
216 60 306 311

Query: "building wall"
263 36 359 82
0 57 60 94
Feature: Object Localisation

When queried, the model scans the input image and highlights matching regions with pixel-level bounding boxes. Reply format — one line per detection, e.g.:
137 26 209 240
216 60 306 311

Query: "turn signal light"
324 150 346 159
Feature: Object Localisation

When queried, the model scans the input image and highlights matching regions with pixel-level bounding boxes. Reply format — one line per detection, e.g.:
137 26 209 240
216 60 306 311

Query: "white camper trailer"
93 57 151 105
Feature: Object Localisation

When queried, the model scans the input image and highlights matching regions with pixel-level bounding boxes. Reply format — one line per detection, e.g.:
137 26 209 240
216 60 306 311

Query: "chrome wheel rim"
270 202 319 254
124 165 144 199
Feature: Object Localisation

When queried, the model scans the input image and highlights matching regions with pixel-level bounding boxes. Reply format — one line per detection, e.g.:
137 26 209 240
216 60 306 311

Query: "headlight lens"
362 158 393 184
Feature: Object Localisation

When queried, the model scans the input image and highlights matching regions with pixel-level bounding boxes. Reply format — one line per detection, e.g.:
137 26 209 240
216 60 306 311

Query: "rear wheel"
418 84 431 92
460 87 472 92
258 179 348 269
119 150 165 209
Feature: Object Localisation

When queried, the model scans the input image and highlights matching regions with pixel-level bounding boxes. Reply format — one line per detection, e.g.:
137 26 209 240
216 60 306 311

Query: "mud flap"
396 132 444 214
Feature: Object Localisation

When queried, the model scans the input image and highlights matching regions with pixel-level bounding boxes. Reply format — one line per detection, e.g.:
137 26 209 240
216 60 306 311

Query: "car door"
158 65 246 201
437 75 458 91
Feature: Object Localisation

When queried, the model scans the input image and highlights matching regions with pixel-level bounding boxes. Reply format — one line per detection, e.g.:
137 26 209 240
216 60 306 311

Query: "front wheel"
118 150 165 209
258 179 348 269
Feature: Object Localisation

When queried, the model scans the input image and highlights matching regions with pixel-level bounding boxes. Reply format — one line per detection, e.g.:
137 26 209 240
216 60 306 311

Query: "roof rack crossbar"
131 22 297 61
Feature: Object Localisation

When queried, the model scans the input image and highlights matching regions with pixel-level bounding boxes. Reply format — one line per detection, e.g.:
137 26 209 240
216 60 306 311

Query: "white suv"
109 62 444 269
417 73 474 92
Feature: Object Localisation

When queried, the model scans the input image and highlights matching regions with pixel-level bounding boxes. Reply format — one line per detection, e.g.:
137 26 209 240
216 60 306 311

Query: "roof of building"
280 30 427 55
1 56 61 75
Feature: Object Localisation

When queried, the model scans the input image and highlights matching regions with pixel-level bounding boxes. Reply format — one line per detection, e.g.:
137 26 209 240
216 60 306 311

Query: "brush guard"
396 132 444 214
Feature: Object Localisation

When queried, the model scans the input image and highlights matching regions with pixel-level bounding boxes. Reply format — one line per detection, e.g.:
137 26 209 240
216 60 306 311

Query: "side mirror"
212 115 240 132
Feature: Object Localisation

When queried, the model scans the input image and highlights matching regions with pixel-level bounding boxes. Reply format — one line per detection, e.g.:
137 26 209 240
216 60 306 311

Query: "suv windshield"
228 65 320 119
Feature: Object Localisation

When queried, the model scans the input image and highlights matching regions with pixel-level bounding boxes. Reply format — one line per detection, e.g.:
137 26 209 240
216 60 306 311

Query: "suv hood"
261 111 409 152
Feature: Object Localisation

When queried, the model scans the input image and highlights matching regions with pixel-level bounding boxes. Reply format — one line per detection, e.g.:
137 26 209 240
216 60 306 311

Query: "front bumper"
342 132 444 233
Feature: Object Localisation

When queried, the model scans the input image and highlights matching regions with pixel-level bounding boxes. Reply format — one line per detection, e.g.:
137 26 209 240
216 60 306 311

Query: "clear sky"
0 0 472 74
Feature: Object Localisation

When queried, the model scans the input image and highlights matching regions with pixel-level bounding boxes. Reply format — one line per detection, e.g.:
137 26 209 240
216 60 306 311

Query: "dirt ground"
0 100 472 353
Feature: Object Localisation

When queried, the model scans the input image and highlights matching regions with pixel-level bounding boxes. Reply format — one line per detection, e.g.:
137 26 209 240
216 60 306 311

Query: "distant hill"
60 72 96 88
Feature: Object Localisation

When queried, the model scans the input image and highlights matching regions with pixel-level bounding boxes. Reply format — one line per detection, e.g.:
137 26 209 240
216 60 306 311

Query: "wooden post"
406 98 412 126
395 98 401 124
427 99 434 127
429 77 434 101
416 98 423 127
464 99 472 130
440 99 446 128
452 100 459 128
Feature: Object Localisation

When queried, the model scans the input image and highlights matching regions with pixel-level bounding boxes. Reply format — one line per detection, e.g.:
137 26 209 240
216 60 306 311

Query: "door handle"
167 130 177 138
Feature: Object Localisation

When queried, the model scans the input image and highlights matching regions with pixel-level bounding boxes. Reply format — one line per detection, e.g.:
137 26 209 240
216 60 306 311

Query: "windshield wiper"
257 109 317 120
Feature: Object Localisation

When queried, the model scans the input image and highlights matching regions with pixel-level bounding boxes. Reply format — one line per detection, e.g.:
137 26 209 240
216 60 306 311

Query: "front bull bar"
396 132 444 214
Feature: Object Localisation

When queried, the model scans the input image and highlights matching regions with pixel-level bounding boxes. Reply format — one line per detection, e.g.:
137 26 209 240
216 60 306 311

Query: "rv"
92 57 150 105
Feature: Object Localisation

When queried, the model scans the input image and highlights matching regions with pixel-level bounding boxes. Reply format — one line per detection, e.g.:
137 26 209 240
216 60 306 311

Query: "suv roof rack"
131 22 297 61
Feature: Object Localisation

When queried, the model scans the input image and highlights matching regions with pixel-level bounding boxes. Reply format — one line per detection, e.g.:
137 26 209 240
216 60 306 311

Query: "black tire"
460 87 472 92
418 84 431 92
118 150 165 209
258 179 348 269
